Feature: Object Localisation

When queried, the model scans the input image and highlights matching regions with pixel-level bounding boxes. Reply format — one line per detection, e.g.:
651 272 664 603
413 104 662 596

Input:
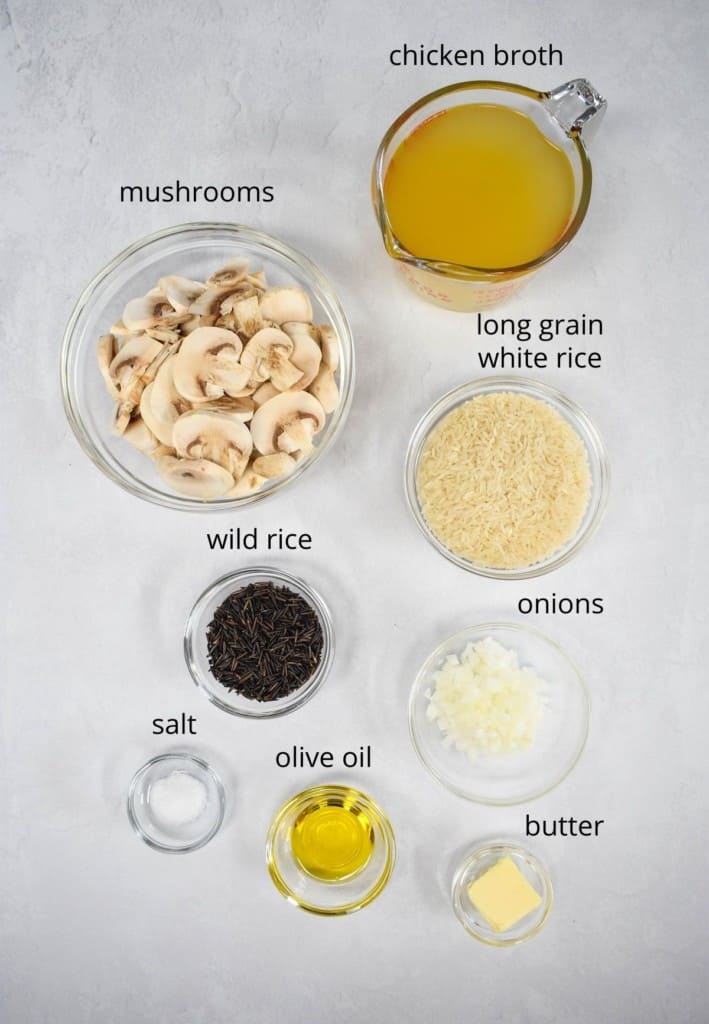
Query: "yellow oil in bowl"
290 797 375 882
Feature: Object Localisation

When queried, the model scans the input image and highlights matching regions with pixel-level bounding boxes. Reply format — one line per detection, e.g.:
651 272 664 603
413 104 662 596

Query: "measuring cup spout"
544 79 607 145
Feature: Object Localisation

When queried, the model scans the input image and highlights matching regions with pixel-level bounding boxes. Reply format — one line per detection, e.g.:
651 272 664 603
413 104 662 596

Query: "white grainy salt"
149 770 208 827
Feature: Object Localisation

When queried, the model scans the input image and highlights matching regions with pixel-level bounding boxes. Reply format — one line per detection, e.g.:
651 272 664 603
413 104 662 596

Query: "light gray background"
2 0 707 1021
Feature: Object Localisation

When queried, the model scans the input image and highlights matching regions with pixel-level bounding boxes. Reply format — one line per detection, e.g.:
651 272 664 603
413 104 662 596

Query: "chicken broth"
383 103 576 269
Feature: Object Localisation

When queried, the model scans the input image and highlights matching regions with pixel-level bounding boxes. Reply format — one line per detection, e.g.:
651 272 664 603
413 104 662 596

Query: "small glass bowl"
184 566 335 719
266 785 395 915
61 222 354 511
409 623 589 805
404 376 609 579
452 842 553 945
127 752 225 853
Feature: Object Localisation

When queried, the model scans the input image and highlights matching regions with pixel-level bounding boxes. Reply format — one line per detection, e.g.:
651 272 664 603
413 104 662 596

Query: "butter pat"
467 856 542 932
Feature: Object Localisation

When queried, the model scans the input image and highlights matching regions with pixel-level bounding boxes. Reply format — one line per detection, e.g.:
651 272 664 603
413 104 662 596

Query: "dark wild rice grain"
206 582 324 702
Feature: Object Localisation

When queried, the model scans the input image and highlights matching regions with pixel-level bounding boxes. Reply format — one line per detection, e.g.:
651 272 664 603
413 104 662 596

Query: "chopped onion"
425 638 546 759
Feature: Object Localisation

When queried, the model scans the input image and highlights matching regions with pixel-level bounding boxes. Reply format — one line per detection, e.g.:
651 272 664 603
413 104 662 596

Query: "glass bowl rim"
184 565 336 719
60 220 355 512
265 783 396 916
451 840 553 946
408 620 590 805
126 751 226 854
404 375 610 579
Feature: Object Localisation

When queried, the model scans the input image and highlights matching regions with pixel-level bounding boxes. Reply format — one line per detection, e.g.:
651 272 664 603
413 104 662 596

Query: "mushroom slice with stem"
158 275 207 313
259 287 313 325
173 410 253 481
252 453 296 478
109 335 164 434
140 356 190 446
157 455 234 500
97 334 120 399
250 391 326 455
109 335 163 392
241 327 303 391
122 291 182 332
172 327 249 402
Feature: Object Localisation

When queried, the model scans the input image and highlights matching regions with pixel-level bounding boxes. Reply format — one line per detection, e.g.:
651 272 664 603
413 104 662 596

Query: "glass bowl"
452 841 553 945
409 623 589 805
127 752 225 853
184 566 335 719
61 222 354 511
404 376 609 578
266 785 395 915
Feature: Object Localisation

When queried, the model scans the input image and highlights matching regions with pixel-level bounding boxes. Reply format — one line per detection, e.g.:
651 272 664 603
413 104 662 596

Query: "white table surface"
2 0 708 1021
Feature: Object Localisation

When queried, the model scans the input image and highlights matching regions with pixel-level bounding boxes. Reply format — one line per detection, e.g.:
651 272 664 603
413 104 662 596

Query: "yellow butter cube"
467 856 542 932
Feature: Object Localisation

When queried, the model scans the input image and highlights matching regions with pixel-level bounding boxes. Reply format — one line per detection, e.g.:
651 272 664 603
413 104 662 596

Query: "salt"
149 770 208 828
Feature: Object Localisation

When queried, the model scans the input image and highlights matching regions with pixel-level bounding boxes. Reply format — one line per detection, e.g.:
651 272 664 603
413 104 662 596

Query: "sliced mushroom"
207 259 250 289
289 331 322 390
241 327 303 391
192 396 255 421
190 281 254 318
157 455 234 499
317 324 340 372
250 391 326 455
110 319 133 337
252 452 297 478
123 417 161 455
145 325 182 344
97 334 119 399
122 291 180 332
173 410 253 481
214 311 238 332
158 275 207 313
226 468 267 497
231 295 264 339
180 314 202 334
259 287 313 325
252 381 280 407
309 365 339 413
109 335 163 392
189 286 236 318
140 357 190 446
246 271 267 291
99 262 339 501
173 327 249 402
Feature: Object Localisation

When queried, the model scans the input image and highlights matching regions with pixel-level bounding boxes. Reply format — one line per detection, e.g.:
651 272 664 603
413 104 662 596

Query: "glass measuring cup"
372 79 606 311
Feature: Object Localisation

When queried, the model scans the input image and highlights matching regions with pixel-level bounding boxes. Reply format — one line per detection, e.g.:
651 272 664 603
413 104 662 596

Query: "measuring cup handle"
544 79 607 144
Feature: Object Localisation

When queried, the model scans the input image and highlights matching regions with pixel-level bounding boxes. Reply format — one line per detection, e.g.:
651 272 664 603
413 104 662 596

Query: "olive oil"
383 103 575 269
290 798 375 881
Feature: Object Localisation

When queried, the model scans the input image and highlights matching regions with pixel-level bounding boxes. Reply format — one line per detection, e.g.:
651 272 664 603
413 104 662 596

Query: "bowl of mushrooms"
61 223 354 509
